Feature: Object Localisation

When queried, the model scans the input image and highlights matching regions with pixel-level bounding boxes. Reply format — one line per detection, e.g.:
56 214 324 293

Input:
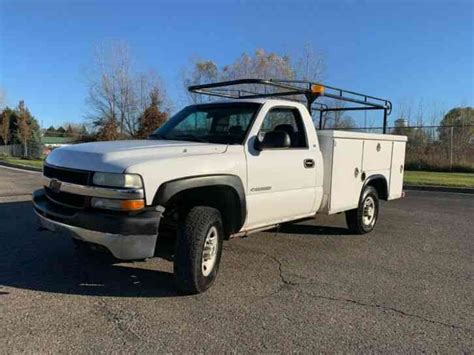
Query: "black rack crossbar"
188 78 392 133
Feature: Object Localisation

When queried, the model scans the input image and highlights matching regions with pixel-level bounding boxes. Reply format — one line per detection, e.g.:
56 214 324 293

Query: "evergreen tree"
66 124 74 136
45 125 56 136
96 117 119 141
135 89 168 139
56 126 66 136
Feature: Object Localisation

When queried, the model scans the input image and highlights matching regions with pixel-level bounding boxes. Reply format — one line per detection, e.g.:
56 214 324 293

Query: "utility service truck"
33 79 407 294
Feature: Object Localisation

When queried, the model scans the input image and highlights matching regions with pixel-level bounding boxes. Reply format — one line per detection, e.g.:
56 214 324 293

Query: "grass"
0 156 44 170
404 171 474 188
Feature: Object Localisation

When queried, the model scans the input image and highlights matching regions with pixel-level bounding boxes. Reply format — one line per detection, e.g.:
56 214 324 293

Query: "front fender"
153 174 247 228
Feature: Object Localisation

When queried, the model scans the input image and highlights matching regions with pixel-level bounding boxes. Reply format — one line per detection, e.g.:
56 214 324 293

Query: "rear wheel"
174 206 223 294
346 186 379 234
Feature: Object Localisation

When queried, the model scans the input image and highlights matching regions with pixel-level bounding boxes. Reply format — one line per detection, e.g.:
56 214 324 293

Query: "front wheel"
174 206 224 294
345 186 379 234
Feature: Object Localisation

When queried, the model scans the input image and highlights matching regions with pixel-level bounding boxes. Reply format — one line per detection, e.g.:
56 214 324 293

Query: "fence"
327 125 474 172
0 144 23 157
0 142 44 160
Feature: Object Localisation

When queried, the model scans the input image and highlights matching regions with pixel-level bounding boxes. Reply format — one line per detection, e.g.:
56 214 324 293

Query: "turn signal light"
91 197 145 211
120 199 145 211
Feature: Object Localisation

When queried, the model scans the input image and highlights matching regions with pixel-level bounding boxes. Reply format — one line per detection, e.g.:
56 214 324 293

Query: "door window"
259 108 308 148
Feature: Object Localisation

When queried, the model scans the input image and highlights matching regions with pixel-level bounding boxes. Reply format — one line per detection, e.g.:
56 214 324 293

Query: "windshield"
149 103 261 144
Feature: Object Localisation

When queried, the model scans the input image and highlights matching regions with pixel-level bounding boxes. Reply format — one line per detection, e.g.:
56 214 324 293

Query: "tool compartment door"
330 138 364 213
389 141 406 199
362 140 392 171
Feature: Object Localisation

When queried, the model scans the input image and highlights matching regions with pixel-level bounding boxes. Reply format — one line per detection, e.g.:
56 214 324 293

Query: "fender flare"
153 174 247 228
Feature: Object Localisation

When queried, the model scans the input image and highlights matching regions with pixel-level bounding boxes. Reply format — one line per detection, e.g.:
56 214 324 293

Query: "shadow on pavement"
0 201 180 298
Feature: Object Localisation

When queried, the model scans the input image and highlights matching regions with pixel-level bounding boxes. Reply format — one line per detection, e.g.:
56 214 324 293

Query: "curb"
0 161 42 172
404 184 474 194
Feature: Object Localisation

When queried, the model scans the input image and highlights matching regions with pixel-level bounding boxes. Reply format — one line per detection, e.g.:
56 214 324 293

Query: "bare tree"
85 41 167 138
221 49 295 81
0 88 5 110
182 58 219 104
182 48 325 109
321 101 355 129
294 44 325 82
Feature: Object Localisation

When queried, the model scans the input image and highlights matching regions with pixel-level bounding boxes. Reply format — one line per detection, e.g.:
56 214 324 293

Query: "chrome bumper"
36 210 158 260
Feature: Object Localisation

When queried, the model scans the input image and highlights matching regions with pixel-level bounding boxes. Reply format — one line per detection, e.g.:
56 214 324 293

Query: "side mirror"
254 131 291 150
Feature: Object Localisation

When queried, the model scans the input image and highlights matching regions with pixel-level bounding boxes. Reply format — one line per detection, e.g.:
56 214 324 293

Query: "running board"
229 224 279 239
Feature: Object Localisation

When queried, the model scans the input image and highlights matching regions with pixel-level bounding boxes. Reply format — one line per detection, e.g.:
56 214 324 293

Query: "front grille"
43 164 90 185
45 186 88 209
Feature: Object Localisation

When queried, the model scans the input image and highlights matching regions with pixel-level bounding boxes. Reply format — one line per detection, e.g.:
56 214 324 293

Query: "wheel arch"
153 174 247 236
363 174 389 200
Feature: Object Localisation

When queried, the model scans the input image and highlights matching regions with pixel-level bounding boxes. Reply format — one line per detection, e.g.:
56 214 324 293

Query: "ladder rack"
188 78 392 134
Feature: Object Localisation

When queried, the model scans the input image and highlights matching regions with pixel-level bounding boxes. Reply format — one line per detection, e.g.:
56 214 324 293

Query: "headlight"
92 172 143 189
91 197 145 211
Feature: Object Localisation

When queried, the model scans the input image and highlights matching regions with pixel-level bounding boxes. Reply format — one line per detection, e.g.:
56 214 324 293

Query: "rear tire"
174 206 224 294
346 186 379 234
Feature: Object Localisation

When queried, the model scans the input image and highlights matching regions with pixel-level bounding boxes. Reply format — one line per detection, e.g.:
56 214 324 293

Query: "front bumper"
33 189 162 260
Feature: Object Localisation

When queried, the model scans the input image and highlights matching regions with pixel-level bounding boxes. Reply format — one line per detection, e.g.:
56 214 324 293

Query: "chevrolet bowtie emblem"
49 179 62 193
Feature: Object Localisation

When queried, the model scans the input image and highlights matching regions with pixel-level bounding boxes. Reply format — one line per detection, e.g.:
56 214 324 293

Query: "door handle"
304 159 315 168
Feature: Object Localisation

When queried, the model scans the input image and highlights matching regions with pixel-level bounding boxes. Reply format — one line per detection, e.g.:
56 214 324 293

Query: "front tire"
345 186 379 234
174 206 224 294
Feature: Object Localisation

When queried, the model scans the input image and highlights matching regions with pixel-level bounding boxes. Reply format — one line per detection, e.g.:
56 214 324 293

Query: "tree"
16 101 31 157
60 123 84 137
0 107 12 145
221 49 294 81
183 59 219 104
135 88 168 139
96 117 119 141
183 47 324 104
28 113 41 143
319 100 356 129
85 41 168 138
45 125 57 135
80 124 88 136
438 107 474 147
294 44 326 82
0 102 41 151
56 126 66 136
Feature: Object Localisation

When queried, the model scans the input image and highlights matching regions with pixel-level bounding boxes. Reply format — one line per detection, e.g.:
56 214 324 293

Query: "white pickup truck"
33 79 407 294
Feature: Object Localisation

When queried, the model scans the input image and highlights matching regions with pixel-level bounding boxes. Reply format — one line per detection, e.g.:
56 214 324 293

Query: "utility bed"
317 130 407 214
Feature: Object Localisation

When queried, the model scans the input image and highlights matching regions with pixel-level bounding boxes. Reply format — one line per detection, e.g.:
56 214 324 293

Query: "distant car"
33 79 407 294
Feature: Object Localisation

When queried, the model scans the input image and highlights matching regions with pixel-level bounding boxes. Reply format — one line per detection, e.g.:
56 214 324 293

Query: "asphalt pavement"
0 165 472 353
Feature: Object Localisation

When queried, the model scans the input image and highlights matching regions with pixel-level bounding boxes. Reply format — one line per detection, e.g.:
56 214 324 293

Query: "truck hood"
46 140 228 173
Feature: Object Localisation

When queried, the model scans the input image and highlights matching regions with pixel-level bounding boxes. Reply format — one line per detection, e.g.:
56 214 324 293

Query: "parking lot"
0 165 472 353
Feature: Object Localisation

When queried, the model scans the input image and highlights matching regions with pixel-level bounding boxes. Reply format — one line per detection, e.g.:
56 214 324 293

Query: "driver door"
244 106 317 229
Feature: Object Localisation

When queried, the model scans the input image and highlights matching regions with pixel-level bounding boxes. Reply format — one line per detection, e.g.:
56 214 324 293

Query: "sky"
0 0 473 128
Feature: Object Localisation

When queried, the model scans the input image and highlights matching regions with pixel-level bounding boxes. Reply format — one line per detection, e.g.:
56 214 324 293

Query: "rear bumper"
33 189 162 260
